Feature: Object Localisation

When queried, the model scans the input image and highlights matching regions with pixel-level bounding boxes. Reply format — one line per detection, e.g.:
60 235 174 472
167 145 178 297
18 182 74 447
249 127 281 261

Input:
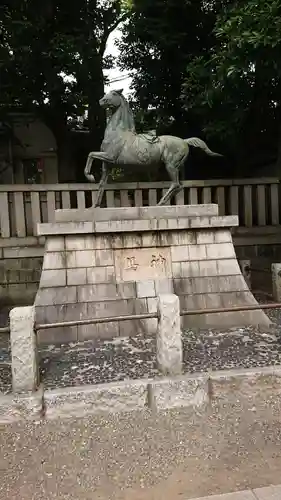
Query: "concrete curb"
187 484 281 499
0 366 281 422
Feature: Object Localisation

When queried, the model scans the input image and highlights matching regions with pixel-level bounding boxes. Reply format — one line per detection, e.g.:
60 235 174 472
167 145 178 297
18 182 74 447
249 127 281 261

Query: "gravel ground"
1 397 281 500
1 301 281 394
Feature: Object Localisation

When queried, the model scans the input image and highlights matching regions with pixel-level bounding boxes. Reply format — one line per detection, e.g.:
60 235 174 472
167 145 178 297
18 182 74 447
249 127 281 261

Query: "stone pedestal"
35 204 271 344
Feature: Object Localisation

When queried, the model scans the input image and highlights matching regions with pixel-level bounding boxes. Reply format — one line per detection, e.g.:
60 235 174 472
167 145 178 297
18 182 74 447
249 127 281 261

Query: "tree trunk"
86 57 106 179
44 113 77 182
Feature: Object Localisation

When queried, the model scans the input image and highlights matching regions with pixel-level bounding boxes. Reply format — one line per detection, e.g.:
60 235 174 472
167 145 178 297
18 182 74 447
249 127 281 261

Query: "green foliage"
119 0 218 136
0 1 131 149
182 0 281 163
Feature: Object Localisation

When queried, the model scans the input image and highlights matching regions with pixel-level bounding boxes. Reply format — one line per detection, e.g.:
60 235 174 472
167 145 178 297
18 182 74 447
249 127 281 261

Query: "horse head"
99 89 124 109
99 89 136 133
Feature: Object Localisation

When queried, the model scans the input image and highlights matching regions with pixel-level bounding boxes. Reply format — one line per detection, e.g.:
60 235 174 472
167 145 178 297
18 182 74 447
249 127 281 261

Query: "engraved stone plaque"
114 247 172 282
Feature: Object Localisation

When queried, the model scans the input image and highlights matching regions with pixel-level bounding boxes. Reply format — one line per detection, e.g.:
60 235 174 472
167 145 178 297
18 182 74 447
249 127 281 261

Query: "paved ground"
192 485 281 500
1 395 281 500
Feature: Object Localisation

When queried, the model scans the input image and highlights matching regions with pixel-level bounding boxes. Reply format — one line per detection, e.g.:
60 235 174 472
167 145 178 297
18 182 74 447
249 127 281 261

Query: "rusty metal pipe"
0 326 10 335
181 302 281 316
35 312 158 331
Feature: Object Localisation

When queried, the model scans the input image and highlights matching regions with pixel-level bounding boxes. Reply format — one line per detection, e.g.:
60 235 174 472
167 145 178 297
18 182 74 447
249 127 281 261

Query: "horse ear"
115 89 124 95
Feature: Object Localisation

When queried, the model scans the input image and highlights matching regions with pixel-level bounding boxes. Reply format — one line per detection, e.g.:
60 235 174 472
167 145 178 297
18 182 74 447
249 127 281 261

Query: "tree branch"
99 11 130 56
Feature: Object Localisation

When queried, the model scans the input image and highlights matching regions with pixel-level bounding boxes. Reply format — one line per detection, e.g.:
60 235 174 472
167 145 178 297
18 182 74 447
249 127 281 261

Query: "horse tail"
185 137 223 157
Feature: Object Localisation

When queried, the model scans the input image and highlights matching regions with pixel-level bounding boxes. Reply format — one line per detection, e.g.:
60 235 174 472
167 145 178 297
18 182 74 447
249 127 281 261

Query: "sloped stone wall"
35 205 270 344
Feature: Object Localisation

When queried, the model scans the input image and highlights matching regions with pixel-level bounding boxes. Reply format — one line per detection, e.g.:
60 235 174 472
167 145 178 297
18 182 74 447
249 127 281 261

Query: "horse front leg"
84 151 112 183
93 163 109 208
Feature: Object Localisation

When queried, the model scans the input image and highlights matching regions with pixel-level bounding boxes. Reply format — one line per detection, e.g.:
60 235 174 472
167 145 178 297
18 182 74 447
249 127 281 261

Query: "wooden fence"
0 178 280 239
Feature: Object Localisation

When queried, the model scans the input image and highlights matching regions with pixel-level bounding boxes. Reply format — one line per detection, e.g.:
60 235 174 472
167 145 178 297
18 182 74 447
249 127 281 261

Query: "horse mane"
118 94 136 133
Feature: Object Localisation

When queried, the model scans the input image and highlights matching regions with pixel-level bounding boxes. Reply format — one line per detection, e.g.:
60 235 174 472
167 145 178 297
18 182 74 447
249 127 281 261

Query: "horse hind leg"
158 157 184 206
93 162 109 208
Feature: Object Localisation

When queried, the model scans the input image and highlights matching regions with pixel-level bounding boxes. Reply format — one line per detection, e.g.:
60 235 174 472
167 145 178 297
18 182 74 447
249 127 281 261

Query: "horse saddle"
139 130 160 144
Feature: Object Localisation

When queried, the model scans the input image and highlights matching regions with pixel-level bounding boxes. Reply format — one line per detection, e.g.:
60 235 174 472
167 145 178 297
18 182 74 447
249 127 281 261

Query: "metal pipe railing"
35 312 158 331
181 302 281 316
2 301 281 335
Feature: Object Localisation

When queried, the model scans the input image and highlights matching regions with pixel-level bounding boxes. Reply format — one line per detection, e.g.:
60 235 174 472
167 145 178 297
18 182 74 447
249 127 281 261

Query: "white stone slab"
254 485 281 500
189 490 256 500
114 247 172 282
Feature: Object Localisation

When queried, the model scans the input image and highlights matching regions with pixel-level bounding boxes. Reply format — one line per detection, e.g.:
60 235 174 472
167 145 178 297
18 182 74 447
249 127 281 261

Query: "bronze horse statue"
85 89 222 206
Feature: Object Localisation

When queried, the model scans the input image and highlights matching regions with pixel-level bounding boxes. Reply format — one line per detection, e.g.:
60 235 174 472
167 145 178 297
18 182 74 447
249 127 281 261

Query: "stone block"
116 282 136 298
86 266 115 284
171 245 189 262
140 204 219 219
214 230 232 243
65 235 95 251
177 231 197 245
132 298 149 314
151 374 209 410
174 278 193 295
35 286 77 306
196 231 215 244
40 269 66 288
141 233 158 248
199 260 218 277
37 221 94 236
44 379 148 419
136 280 155 298
3 247 44 259
147 297 158 313
115 247 172 282
218 275 248 292
66 250 95 268
77 284 118 302
192 491 255 500
157 294 182 376
209 215 239 228
95 249 114 266
193 276 220 294
217 259 240 276
190 216 210 228
67 268 87 286
77 323 100 341
95 219 151 234
154 278 174 295
36 305 60 324
9 306 39 393
189 244 207 261
254 485 281 500
181 261 200 277
120 318 150 337
122 234 143 249
37 326 78 345
272 263 281 302
206 242 236 260
98 322 120 340
204 292 223 309
45 237 65 252
239 259 251 289
87 299 135 318
172 262 182 278
94 235 111 250
42 252 66 270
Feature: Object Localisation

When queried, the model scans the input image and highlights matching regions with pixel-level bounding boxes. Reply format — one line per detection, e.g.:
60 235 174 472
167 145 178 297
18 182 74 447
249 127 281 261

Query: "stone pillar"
9 306 39 393
272 263 281 302
239 260 251 290
156 294 182 376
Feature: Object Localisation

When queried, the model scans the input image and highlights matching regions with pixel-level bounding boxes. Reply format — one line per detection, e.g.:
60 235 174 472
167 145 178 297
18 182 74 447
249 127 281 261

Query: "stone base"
34 205 270 344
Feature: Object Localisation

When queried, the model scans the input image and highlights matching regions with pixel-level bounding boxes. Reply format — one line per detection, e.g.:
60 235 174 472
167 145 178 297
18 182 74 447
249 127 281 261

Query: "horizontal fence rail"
0 177 280 238
1 301 280 336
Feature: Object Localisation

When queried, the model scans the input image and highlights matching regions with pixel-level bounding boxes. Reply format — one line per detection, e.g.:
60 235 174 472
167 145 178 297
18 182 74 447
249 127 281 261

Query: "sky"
104 29 132 96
